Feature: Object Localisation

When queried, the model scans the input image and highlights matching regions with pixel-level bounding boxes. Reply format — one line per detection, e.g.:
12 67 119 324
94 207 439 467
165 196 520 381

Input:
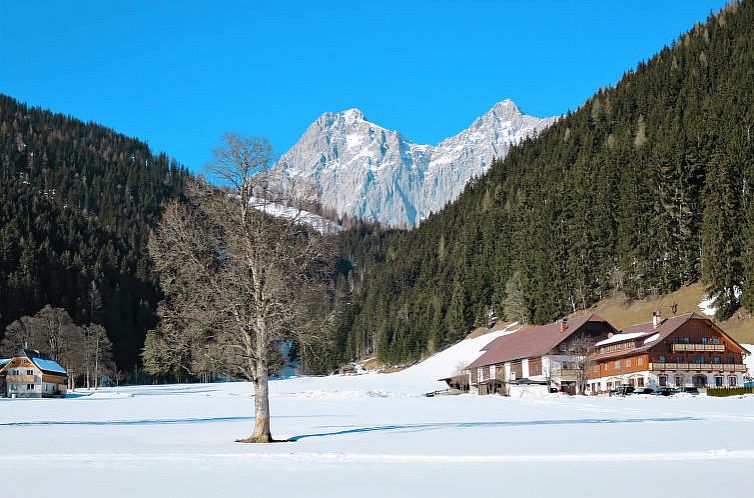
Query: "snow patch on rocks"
275 100 558 227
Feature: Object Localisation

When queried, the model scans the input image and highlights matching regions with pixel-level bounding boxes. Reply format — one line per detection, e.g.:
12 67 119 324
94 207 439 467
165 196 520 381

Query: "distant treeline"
330 2 754 365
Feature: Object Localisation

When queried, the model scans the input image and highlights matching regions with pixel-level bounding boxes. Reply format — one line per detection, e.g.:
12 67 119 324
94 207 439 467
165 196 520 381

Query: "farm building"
587 312 750 392
465 314 616 395
0 349 68 398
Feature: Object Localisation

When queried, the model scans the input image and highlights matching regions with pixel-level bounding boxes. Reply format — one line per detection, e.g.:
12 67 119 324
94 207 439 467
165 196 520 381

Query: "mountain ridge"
275 100 558 227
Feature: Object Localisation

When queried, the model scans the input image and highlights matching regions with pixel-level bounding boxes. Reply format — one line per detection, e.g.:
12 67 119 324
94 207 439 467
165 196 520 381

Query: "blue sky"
0 1 729 172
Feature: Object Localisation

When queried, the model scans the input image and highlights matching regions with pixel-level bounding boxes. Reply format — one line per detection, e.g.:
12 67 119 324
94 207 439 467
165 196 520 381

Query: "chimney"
652 311 662 328
559 318 568 332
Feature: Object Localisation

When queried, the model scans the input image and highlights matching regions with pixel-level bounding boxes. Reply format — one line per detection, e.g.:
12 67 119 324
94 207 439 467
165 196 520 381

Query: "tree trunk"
240 368 274 443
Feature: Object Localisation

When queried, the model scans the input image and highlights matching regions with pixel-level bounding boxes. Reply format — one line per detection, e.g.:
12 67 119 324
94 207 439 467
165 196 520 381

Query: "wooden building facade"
587 313 749 392
466 314 616 395
0 349 68 398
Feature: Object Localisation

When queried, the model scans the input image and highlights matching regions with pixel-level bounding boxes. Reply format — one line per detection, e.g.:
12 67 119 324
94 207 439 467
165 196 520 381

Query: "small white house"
0 349 68 398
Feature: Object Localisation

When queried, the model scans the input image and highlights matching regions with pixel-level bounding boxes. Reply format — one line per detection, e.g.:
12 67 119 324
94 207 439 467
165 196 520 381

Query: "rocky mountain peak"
276 100 558 227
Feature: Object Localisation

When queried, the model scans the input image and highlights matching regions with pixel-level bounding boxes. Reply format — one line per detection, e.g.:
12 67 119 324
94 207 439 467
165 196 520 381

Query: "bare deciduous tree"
82 324 113 389
566 332 594 395
0 306 112 390
146 133 336 443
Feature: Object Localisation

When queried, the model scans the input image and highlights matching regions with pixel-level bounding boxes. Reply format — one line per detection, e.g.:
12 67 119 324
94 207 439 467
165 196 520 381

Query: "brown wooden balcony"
5 374 38 383
557 369 580 378
649 363 747 372
671 344 725 352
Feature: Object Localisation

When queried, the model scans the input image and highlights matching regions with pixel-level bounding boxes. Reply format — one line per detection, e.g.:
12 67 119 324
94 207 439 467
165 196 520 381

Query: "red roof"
467 314 613 369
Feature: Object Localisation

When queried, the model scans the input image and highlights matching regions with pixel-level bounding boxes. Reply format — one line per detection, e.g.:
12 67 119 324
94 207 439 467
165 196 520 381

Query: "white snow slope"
2 341 753 498
275 100 558 227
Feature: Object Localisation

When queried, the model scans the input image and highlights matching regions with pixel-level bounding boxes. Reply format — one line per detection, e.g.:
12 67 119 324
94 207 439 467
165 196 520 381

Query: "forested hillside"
333 2 754 365
0 95 190 371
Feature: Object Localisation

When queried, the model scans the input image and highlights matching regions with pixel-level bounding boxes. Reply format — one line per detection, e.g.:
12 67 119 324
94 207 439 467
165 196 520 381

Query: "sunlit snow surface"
2 342 754 497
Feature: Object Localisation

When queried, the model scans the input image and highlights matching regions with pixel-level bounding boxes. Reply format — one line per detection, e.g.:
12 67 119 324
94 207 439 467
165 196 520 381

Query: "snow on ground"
2 337 754 497
698 294 718 316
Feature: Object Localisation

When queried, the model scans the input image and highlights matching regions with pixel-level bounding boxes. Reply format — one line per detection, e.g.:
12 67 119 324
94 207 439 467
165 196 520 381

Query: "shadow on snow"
288 416 700 441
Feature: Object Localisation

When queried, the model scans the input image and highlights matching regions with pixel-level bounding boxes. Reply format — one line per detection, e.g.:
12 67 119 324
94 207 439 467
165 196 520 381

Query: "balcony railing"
649 363 747 372
671 344 725 352
5 374 38 383
557 369 581 378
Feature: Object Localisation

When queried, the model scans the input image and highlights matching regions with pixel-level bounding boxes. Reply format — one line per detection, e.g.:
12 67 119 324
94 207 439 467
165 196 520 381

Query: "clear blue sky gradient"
0 1 729 172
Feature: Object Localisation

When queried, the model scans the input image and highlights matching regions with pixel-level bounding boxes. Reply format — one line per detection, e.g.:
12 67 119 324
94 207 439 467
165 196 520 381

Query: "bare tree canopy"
146 133 337 443
1 305 114 389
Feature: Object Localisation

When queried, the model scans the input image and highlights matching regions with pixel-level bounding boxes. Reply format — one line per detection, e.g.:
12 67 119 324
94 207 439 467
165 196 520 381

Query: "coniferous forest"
330 2 754 366
2 3 754 376
0 95 190 373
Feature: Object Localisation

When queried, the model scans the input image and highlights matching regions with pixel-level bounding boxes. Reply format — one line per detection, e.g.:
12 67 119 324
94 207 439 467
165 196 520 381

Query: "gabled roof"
17 349 68 377
467 314 614 369
589 313 750 361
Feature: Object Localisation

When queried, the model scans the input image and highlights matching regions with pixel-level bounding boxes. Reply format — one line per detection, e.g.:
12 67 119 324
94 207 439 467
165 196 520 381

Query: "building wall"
589 371 747 392
528 357 543 376
590 354 649 380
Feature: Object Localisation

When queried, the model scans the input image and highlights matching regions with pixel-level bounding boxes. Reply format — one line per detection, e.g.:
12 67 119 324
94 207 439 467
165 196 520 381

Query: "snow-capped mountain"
275 100 558 227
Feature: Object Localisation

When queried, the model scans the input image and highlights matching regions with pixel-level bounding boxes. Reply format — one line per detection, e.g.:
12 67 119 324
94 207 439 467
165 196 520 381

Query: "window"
607 382 613 390
683 337 690 344
702 337 709 345
675 375 684 387
637 357 644 366
658 375 668 387
593 365 599 373
711 337 719 345
693 356 704 364
712 357 721 364
614 361 621 369
715 376 724 387
628 378 636 387
729 377 737 387
658 356 666 363
603 363 608 370
693 375 707 388
26 384 34 390
637 377 644 387
624 358 632 367
672 337 680 344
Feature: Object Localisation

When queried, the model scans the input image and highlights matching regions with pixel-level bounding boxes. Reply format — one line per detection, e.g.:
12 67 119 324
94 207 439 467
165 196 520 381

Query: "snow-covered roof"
594 332 649 347
15 349 68 376
0 358 10 367
643 333 660 345
31 356 67 375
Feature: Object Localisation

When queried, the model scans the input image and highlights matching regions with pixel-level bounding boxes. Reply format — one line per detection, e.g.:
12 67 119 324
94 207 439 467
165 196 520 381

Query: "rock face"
275 100 558 227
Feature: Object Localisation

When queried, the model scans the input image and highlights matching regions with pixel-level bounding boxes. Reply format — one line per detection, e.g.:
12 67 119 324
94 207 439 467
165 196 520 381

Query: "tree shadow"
288 416 700 441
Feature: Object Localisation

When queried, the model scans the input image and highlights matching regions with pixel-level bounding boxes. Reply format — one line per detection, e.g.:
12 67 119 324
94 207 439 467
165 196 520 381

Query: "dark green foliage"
0 95 190 371
335 2 754 364
707 386 754 397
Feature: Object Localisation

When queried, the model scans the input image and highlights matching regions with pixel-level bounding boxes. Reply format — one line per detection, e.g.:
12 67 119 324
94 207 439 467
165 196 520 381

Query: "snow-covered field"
2 338 753 497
